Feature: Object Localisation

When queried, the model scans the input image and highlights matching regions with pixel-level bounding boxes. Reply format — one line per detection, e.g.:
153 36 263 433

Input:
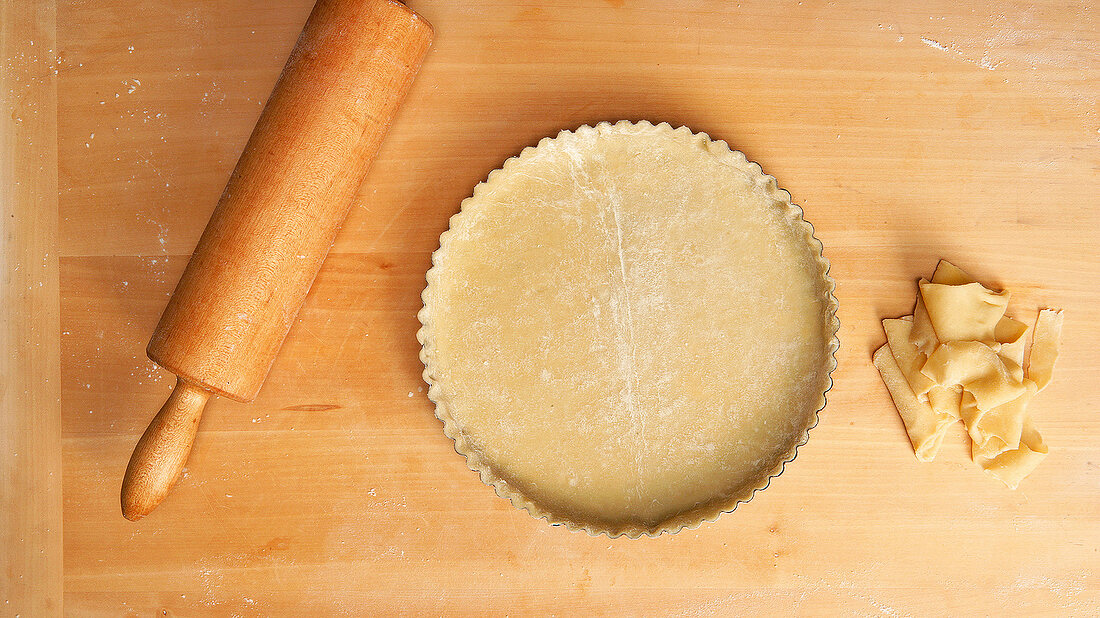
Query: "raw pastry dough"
873 344 953 462
874 260 1061 489
1028 309 1063 391
975 417 1048 490
961 383 1036 460
909 280 939 355
419 121 839 537
882 317 935 400
920 342 1027 411
930 260 975 286
918 281 1009 344
927 386 963 421
996 317 1029 365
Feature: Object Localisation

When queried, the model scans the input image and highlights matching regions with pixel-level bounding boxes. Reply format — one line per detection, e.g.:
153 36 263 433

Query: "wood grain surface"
1 0 63 614
11 0 1100 615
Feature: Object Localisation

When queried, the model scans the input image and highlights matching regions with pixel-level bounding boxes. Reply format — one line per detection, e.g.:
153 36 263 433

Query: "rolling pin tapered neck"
121 378 211 521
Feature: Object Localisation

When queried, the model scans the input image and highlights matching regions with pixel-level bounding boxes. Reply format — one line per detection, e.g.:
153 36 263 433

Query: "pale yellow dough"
875 260 1060 489
882 317 935 400
419 121 838 536
919 281 1009 344
975 417 1048 490
910 280 939 355
873 344 953 462
996 317 1029 365
921 341 1027 411
1028 309 1064 391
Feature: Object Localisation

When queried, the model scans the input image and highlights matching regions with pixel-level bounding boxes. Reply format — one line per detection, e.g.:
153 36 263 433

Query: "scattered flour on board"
913 6 1095 72
919 35 1006 71
993 571 1088 612
876 5 1097 133
877 23 904 41
135 212 169 251
920 37 949 52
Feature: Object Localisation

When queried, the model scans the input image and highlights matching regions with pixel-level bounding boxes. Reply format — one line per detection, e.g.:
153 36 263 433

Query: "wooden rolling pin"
121 0 433 521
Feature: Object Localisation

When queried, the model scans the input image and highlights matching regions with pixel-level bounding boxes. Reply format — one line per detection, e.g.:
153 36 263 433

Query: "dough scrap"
975 418 1048 490
931 259 976 286
920 341 1026 411
996 317 1029 365
919 281 1009 344
961 381 1036 459
909 280 939 356
874 260 1060 489
1027 309 1063 391
873 344 953 462
927 386 963 421
909 259 983 354
882 317 935 400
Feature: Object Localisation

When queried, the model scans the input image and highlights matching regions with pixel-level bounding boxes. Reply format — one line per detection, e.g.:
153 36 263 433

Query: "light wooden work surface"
5 0 1098 614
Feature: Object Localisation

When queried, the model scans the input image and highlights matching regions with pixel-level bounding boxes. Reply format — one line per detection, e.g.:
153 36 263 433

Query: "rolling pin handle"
121 377 211 521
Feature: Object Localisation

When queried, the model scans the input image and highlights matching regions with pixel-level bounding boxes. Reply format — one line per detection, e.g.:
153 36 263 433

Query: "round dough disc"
419 121 838 537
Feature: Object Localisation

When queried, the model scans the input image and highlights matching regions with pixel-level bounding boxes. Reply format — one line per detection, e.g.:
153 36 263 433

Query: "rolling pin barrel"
122 0 433 521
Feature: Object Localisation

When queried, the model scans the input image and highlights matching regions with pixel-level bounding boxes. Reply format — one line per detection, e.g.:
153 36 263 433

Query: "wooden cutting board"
5 0 1098 614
